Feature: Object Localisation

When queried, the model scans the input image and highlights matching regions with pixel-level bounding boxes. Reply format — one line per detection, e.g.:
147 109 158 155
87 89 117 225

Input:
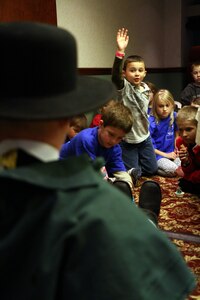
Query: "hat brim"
0 76 116 120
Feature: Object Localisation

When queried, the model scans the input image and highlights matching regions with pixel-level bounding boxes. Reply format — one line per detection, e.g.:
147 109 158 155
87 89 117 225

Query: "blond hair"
176 106 198 126
151 89 175 126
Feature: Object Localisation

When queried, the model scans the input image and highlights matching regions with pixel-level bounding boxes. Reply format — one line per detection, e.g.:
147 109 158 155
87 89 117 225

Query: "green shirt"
0 154 196 299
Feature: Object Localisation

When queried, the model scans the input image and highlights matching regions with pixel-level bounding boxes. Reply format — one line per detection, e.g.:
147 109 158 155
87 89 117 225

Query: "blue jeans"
120 136 158 176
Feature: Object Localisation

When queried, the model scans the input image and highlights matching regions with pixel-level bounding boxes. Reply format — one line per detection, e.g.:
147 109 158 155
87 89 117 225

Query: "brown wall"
0 0 57 24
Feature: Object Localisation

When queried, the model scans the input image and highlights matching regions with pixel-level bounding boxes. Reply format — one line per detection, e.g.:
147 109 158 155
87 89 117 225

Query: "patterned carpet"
133 175 200 300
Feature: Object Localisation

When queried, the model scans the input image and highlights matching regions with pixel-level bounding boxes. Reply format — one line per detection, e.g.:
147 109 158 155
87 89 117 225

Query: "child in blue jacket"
149 89 182 177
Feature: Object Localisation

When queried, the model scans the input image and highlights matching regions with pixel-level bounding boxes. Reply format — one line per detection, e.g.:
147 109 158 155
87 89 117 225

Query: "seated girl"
149 89 183 177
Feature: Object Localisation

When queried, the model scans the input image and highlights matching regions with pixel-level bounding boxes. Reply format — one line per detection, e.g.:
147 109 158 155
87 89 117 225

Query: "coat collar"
0 155 101 190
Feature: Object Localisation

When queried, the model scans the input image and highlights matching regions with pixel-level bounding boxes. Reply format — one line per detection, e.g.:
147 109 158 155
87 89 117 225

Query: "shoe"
112 180 133 200
138 180 162 225
128 168 140 187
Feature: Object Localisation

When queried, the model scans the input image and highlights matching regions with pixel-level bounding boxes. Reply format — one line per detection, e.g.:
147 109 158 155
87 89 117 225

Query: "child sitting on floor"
149 89 183 177
65 114 87 142
145 81 158 115
176 105 200 195
60 101 135 192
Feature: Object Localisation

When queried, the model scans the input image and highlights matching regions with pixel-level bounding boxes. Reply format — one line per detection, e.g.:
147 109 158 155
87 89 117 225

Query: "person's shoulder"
82 126 98 140
60 140 71 154
110 143 122 154
193 144 200 154
182 82 196 90
72 127 96 142
148 114 156 125
148 114 155 121
77 126 98 150
141 82 150 92
77 127 92 137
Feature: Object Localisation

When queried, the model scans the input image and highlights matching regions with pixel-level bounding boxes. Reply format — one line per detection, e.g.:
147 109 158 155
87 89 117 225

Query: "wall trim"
78 67 186 75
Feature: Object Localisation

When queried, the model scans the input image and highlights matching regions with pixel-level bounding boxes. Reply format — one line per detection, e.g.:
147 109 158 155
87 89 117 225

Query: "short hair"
99 99 116 114
68 114 87 131
176 105 198 126
191 60 200 71
145 81 158 95
101 101 133 133
151 89 175 125
123 55 145 71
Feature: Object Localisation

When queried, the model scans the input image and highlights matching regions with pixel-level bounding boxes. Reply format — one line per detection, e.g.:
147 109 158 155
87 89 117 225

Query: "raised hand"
116 28 129 52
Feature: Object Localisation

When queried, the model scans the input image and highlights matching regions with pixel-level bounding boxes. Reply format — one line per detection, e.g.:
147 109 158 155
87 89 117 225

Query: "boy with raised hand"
112 28 157 179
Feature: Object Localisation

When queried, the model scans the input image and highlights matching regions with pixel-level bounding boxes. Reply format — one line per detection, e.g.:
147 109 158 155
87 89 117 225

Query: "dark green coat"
0 154 195 299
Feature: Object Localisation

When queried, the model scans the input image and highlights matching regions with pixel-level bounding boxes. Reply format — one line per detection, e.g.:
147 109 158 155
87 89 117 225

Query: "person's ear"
122 70 126 78
99 119 104 127
143 70 147 78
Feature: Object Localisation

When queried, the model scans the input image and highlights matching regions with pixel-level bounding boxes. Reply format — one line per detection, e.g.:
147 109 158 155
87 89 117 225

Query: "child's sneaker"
128 168 140 187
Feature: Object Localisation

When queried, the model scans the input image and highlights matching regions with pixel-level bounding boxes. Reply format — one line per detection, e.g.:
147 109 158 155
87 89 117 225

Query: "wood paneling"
0 0 57 25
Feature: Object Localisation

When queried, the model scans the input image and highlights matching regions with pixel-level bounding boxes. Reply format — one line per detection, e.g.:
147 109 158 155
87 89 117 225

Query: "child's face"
123 61 146 87
148 90 154 106
98 123 126 148
67 125 80 140
177 119 197 145
191 65 200 85
156 98 174 119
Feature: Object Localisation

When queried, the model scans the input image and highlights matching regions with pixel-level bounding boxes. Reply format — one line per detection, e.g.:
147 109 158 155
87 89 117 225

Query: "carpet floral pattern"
133 175 200 299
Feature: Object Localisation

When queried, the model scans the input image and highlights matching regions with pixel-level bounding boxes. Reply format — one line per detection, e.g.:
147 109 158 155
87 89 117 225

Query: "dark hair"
69 114 87 131
101 101 133 133
123 55 145 71
145 81 158 95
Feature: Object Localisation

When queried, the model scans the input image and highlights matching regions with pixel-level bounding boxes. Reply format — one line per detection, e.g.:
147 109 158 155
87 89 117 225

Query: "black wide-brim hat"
0 22 115 120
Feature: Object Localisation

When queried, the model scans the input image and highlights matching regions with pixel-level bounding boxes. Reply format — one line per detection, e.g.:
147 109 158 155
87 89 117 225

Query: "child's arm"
178 144 200 183
154 149 178 160
112 28 129 90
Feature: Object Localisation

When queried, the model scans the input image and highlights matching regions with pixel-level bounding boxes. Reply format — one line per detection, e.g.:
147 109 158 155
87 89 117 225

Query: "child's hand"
116 28 129 52
166 151 178 160
178 144 189 164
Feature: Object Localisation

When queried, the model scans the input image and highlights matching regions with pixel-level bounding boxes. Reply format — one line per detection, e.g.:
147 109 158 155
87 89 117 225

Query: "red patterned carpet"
133 176 200 299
